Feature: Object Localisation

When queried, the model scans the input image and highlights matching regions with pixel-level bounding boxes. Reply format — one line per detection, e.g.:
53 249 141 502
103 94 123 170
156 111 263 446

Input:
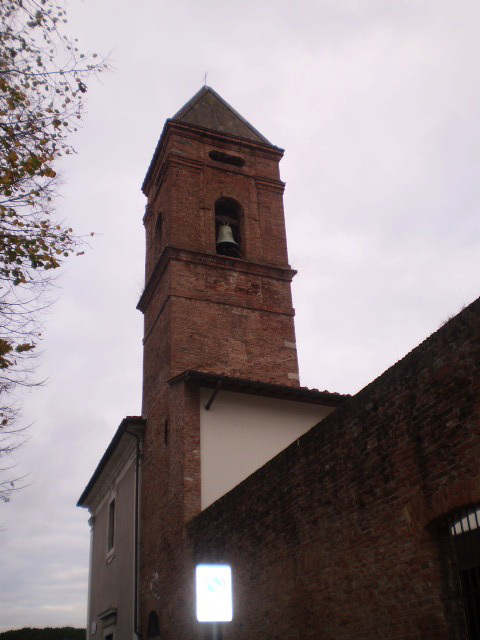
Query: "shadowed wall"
188 297 480 640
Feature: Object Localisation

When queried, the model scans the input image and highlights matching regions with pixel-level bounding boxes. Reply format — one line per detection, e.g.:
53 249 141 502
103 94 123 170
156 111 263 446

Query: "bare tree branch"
0 0 107 504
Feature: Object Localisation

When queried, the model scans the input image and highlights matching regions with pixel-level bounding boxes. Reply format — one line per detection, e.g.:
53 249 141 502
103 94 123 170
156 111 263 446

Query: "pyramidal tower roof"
142 87 277 193
172 86 272 145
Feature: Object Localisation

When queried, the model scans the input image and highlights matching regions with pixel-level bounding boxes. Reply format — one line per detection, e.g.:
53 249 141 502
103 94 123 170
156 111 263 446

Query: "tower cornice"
137 246 296 314
142 119 284 196
146 150 286 210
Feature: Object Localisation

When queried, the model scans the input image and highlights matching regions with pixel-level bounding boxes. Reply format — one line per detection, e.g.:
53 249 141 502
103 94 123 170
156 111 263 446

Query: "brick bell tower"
139 86 299 411
138 87 300 637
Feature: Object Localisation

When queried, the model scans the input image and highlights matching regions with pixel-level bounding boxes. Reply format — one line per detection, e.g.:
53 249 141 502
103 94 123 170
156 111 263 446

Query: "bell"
216 223 238 248
216 223 240 258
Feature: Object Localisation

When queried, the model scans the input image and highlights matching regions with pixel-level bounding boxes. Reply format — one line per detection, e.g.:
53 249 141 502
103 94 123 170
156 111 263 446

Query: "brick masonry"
187 298 480 640
138 104 302 639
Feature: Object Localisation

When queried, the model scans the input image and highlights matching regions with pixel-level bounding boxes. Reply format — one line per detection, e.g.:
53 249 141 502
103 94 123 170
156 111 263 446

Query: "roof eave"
167 370 349 406
77 416 146 508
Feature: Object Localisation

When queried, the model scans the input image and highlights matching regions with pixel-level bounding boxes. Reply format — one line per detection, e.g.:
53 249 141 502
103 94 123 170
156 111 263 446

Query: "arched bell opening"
215 197 243 259
147 610 161 640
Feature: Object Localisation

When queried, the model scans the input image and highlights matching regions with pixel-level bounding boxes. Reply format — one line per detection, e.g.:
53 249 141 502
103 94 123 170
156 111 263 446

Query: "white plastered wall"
199 388 335 509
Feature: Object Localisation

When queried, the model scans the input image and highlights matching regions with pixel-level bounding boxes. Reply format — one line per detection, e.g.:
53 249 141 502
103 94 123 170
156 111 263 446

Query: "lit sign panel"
195 564 233 622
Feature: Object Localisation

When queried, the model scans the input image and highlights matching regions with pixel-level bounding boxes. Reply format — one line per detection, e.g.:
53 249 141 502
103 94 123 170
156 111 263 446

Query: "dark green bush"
0 628 86 640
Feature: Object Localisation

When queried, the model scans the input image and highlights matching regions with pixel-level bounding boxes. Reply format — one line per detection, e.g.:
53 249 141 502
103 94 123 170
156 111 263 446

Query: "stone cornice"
149 152 203 203
137 246 296 313
143 203 154 226
142 119 284 195
254 176 286 194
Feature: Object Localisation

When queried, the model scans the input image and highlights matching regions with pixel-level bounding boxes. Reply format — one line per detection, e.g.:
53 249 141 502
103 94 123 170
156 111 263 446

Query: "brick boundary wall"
187 297 480 640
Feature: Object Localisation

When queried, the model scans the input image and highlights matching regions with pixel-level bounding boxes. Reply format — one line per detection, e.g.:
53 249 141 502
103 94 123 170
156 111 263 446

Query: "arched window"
215 197 242 258
147 611 160 640
440 506 480 639
154 213 163 259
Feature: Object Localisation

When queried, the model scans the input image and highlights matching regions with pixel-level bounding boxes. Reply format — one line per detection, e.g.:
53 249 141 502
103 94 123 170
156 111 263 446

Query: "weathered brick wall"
140 381 201 637
187 298 480 640
141 251 298 412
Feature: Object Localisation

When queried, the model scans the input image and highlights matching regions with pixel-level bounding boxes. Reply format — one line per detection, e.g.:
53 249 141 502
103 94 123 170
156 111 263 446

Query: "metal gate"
441 507 480 640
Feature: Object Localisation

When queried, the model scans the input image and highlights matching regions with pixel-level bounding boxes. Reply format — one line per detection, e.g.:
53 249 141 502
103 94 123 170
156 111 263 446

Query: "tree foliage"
0 0 106 502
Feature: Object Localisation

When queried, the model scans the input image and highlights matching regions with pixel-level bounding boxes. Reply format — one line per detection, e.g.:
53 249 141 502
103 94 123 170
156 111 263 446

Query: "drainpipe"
126 429 143 639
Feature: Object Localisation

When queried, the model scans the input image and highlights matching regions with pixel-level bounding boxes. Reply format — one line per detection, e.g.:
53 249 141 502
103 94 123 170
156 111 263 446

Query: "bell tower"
138 87 301 637
79 88 345 640
138 86 299 415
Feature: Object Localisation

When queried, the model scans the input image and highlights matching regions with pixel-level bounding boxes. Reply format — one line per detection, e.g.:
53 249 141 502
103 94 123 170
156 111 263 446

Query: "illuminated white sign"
195 564 233 622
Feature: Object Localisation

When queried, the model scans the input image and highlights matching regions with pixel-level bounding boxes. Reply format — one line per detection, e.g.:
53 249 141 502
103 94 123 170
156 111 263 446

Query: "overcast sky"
2 0 480 630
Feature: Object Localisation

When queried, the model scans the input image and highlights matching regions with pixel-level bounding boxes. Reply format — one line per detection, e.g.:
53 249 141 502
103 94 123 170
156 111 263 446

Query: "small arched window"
154 213 163 259
215 197 242 258
147 611 160 640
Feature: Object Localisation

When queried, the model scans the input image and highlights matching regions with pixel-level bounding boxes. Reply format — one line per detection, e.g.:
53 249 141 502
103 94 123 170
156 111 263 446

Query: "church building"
78 87 480 640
